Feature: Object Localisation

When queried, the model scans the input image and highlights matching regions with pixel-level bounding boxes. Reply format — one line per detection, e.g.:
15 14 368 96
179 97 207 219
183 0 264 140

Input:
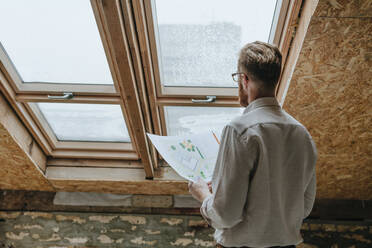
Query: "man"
188 41 317 248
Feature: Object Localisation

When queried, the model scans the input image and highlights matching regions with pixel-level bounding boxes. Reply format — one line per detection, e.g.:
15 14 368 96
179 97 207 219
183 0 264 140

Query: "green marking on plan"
196 146 204 159
200 171 206 179
171 145 176 150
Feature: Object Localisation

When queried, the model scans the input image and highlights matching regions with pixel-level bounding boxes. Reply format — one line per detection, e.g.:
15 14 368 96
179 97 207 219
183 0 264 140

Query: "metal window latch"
47 92 74 100
191 95 216 103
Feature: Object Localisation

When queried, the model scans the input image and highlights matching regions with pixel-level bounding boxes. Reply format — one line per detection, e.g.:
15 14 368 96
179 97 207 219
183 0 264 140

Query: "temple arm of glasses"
191 96 216 103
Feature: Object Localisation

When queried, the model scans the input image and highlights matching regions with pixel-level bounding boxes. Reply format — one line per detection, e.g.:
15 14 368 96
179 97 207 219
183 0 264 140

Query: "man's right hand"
207 181 212 193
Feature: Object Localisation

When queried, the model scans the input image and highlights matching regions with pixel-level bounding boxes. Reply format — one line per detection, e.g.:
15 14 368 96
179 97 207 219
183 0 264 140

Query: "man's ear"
243 75 249 90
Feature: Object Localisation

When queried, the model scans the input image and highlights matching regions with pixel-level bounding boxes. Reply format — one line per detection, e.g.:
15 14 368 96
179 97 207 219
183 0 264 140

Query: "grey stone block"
174 195 201 208
132 195 173 208
53 192 132 207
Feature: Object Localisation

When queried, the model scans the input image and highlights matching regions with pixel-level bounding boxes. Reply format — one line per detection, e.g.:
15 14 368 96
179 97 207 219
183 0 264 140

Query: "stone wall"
0 211 213 248
1 211 372 248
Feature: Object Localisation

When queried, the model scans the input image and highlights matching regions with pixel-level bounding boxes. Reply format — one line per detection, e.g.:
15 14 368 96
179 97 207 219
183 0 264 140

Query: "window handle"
191 95 216 103
47 92 74 100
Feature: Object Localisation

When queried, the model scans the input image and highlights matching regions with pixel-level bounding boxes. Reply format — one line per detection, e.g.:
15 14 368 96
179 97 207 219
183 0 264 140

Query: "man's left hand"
188 178 212 203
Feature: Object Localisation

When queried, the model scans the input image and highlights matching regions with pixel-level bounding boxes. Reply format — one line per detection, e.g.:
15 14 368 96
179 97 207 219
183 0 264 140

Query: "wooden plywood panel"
49 180 188 195
46 166 188 195
314 0 372 17
283 0 372 199
0 95 54 191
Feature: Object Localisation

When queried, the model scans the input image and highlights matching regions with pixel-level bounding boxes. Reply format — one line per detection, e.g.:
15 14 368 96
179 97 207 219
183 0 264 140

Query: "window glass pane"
164 106 244 136
154 0 277 87
37 103 130 142
0 0 113 84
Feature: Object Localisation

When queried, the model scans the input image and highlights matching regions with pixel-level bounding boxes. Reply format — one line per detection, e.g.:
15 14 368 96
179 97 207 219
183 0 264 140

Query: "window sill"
45 166 188 195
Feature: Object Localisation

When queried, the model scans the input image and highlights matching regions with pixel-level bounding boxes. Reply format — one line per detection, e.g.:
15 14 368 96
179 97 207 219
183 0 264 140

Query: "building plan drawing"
147 131 220 182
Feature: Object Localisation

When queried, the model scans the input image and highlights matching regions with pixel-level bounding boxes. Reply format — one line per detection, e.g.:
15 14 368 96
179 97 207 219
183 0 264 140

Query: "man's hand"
207 181 212 193
188 178 212 203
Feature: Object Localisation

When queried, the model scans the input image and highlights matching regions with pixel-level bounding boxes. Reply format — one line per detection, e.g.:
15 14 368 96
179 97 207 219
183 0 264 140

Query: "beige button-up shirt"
201 97 317 248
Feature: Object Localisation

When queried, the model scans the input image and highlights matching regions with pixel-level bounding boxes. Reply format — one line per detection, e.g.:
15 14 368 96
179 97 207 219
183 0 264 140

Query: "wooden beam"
132 0 162 137
16 93 121 104
276 0 319 104
142 0 163 99
0 91 47 172
278 0 303 64
120 0 159 169
158 105 168 136
156 97 240 107
24 102 58 150
46 166 181 181
46 166 187 195
51 150 139 160
161 86 239 98
0 65 53 155
0 44 23 92
95 0 154 178
18 83 118 95
271 0 291 46
47 158 143 168
54 141 133 151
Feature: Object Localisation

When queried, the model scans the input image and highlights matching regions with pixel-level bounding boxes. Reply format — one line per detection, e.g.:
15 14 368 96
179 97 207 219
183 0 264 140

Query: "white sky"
0 0 113 84
155 0 277 45
37 103 130 142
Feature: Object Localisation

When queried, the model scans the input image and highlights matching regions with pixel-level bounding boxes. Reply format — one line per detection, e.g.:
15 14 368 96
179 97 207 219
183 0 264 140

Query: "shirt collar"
243 97 280 114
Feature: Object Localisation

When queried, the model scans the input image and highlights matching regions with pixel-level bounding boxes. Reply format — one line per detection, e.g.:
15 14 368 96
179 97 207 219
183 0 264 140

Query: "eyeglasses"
231 72 247 82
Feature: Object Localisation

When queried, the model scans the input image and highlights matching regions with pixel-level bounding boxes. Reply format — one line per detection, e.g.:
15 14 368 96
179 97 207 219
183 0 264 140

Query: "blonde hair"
238 41 282 92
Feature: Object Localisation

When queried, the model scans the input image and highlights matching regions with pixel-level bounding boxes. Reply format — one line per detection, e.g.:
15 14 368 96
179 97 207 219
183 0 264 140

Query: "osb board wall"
0 93 54 191
44 166 188 195
49 180 188 195
283 0 372 199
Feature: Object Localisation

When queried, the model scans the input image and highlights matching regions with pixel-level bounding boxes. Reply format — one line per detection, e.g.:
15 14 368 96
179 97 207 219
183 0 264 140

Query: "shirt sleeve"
200 125 258 229
304 168 316 219
303 134 317 219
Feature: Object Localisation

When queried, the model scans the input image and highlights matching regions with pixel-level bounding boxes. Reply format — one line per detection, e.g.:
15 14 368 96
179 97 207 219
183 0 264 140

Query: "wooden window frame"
0 0 304 180
25 102 137 159
131 0 303 135
156 98 243 136
0 0 156 178
0 35 138 160
140 0 294 98
0 28 118 96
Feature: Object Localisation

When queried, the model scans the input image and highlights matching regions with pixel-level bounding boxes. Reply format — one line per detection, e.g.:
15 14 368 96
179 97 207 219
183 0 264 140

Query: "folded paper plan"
147 132 220 182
